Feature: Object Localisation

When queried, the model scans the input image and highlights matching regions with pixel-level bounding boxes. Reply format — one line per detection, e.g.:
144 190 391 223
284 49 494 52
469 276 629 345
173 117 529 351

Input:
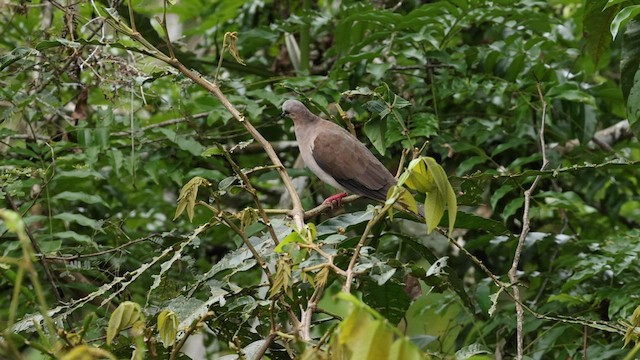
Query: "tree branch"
508 81 549 360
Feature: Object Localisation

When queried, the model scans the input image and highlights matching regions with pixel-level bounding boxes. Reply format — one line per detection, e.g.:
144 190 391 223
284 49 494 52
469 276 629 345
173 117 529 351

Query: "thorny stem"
508 81 549 360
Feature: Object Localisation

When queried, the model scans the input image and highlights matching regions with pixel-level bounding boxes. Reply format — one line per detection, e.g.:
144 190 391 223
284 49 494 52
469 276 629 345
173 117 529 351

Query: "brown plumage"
282 99 397 203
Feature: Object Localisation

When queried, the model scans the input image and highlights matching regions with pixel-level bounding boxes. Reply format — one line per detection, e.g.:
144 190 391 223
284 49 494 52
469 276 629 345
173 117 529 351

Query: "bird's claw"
322 192 348 208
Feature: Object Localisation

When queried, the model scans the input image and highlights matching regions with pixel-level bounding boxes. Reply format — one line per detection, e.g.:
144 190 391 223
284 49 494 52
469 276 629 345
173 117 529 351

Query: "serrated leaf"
174 176 211 221
157 310 178 348
315 266 329 289
270 255 292 299
107 301 142 345
455 343 491 360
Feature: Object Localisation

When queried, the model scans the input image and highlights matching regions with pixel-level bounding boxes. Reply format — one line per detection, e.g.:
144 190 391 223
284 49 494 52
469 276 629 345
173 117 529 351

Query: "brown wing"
312 126 396 201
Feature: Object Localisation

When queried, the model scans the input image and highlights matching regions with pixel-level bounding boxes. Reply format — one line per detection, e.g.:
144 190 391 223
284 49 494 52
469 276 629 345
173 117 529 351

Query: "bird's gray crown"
282 99 309 117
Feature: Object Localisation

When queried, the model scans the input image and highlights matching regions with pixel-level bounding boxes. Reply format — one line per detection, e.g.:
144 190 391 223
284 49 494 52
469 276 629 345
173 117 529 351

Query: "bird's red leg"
322 192 348 208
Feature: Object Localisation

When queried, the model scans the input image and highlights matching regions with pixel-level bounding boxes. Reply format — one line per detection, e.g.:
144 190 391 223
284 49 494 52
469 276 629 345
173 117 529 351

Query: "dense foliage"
2 0 640 359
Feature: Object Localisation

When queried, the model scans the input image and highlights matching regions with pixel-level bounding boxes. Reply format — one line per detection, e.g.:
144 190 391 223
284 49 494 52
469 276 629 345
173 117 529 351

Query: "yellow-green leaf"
424 186 446 234
338 305 370 346
107 301 142 345
270 255 292 299
398 157 436 193
61 345 117 360
173 176 211 221
274 223 316 253
389 337 423 360
423 157 457 236
315 266 329 289
157 310 179 348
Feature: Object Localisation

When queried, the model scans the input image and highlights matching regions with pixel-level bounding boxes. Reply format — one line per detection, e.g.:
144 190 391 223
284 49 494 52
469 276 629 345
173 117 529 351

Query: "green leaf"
157 310 178 348
270 255 293 299
389 337 423 360
426 157 457 235
627 61 640 132
53 213 102 230
51 231 92 244
107 301 142 345
174 177 211 221
363 117 387 155
155 128 205 156
201 144 226 157
424 185 446 234
399 157 457 234
611 5 640 39
398 158 435 193
274 223 315 253
584 0 617 69
52 191 110 208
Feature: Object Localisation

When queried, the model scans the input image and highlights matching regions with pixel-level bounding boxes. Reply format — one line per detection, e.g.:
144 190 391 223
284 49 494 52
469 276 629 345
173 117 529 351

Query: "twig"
299 273 326 341
218 212 273 281
169 311 214 360
102 10 307 231
39 233 160 260
111 112 209 136
303 194 360 219
508 81 549 360
342 195 398 293
4 194 62 303
253 332 277 360
221 149 279 245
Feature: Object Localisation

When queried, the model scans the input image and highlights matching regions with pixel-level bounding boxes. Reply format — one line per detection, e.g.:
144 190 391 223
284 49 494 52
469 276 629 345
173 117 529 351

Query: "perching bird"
282 99 405 209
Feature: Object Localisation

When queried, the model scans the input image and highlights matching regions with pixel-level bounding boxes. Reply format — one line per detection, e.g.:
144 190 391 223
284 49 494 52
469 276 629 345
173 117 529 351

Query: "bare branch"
508 81 549 360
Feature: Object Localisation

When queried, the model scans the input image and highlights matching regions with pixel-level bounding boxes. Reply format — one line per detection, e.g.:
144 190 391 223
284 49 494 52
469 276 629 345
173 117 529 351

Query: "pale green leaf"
157 310 178 348
107 301 142 345
53 213 102 230
611 5 640 39
174 176 211 221
52 191 110 208
389 337 423 360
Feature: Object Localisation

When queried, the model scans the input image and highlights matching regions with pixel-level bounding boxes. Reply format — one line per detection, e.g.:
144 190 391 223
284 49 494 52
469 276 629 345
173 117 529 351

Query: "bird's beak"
280 111 288 120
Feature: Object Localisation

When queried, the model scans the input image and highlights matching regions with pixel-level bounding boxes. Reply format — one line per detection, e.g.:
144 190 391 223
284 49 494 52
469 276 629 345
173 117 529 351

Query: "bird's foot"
322 192 348 208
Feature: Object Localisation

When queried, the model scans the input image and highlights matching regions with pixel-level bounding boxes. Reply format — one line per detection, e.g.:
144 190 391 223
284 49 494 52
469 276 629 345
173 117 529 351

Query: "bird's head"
281 99 313 123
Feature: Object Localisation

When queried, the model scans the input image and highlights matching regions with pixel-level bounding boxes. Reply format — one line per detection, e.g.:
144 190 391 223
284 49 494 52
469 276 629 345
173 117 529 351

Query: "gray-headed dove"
282 99 399 206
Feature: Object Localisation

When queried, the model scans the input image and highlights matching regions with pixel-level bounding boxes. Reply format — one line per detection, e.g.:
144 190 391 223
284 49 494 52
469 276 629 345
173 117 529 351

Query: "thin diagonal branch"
102 11 306 231
508 81 549 360
221 148 280 245
342 192 399 293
